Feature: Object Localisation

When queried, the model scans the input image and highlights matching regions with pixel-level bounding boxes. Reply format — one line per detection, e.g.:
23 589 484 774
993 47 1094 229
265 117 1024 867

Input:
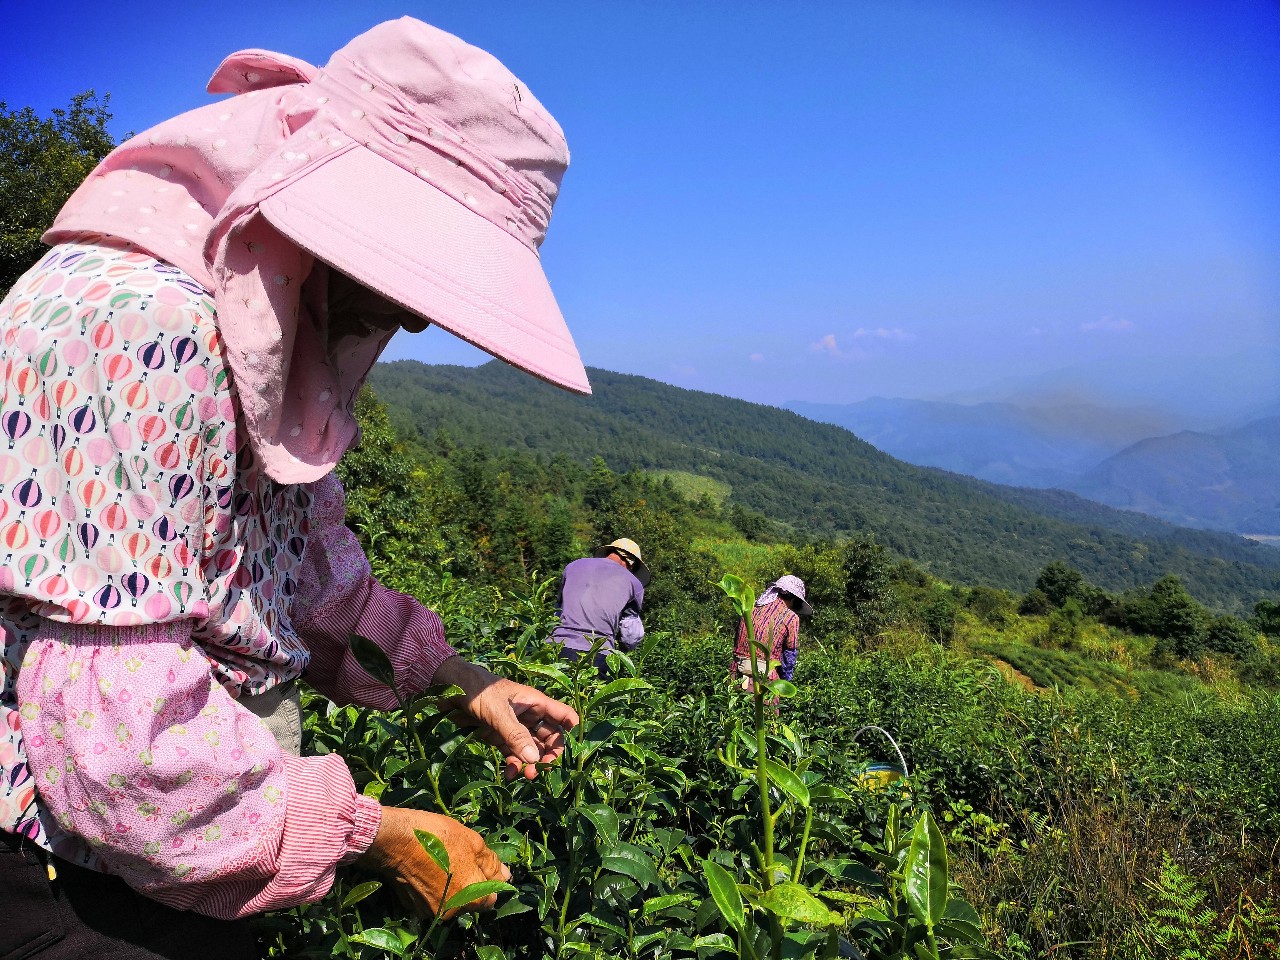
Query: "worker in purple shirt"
549 538 650 671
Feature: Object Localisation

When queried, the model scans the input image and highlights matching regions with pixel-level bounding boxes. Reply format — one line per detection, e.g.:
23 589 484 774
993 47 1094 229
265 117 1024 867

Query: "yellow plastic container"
857 761 905 792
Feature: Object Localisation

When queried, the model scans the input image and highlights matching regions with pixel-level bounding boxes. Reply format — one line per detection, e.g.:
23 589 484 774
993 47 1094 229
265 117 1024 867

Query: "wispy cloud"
1027 325 1048 337
853 326 916 342
749 352 765 363
1081 316 1134 333
810 333 846 358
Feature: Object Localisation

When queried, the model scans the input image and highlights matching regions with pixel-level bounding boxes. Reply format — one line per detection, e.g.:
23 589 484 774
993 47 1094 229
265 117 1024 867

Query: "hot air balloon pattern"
3 242 333 857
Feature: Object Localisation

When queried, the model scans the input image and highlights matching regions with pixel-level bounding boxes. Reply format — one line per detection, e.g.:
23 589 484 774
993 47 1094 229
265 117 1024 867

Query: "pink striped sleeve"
291 473 459 710
17 621 380 920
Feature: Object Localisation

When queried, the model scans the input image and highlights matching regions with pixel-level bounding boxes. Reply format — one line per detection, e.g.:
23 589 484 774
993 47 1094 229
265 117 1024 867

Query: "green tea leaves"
904 810 948 931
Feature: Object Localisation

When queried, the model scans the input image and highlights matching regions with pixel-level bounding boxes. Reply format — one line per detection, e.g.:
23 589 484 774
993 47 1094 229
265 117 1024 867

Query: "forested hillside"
368 360 1280 614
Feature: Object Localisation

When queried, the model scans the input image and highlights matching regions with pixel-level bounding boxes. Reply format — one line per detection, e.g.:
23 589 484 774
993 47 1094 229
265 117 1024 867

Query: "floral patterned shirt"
1 241 458 917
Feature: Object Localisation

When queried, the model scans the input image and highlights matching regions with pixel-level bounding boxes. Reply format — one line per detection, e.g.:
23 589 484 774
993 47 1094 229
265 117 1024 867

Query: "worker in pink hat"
0 18 586 957
731 575 814 693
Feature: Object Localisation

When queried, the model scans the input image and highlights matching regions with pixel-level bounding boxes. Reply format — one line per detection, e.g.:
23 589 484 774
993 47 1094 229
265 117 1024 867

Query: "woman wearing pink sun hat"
0 18 586 957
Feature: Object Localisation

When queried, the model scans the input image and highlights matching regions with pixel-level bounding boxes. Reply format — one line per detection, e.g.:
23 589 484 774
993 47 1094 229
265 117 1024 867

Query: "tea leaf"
642 893 698 918
764 758 811 807
757 882 841 926
348 633 397 689
701 858 746 932
586 678 652 713
412 829 451 874
717 574 755 616
443 879 516 913
579 803 621 846
340 879 382 908
904 810 948 930
349 927 411 955
601 842 661 889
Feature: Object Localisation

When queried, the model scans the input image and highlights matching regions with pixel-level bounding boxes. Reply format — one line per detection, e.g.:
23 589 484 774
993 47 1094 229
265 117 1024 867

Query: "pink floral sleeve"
16 620 380 919
290 473 458 709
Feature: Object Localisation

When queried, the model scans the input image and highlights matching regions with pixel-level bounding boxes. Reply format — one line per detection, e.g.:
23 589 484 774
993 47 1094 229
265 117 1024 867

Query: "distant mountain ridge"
368 360 1280 614
1065 417 1280 536
785 396 1176 488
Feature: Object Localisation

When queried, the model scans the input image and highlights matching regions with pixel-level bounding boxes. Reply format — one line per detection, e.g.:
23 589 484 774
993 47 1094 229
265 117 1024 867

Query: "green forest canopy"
367 359 1280 615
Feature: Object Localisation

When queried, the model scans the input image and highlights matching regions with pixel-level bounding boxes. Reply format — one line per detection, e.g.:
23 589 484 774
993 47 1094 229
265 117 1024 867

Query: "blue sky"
5 1 1278 422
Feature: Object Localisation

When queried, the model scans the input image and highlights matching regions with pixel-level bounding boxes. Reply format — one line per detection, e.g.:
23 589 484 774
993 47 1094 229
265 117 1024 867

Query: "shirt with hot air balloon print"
0 239 315 858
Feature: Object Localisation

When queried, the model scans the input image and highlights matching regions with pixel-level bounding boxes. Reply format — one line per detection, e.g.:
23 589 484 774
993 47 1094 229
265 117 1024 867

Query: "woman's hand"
432 656 580 780
357 807 509 919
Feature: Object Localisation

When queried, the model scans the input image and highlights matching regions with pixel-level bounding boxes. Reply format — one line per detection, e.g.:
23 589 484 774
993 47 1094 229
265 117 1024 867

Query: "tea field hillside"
367 361 1280 616
258 388 1280 960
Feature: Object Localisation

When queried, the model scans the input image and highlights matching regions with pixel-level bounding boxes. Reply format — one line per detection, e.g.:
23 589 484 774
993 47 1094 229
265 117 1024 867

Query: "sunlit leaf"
764 758 810 807
904 810 948 931
578 803 621 846
442 879 516 913
349 927 409 955
601 842 661 889
757 882 841 926
586 677 652 713
413 829 450 874
340 879 382 908
642 893 698 918
701 858 745 932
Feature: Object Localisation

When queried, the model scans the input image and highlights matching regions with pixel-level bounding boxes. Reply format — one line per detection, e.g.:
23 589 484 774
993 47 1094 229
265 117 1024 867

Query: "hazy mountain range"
786 397 1280 537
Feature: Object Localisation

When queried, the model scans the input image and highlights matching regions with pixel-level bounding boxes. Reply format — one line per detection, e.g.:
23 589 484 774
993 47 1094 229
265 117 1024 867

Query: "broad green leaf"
412 829 450 874
763 678 798 698
692 933 735 953
642 893 697 918
913 941 941 960
701 858 745 932
476 947 509 960
763 758 810 807
579 912 629 938
348 633 396 688
808 783 853 804
340 879 382 908
600 842 661 889
757 882 841 926
943 898 982 925
935 919 984 943
443 879 516 912
814 858 881 888
578 803 620 846
494 896 533 919
349 927 408 955
585 677 652 713
717 574 755 616
904 810 948 931
451 780 493 805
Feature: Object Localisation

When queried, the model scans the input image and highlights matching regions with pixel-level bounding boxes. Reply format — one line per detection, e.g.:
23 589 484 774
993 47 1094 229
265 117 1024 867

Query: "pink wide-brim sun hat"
257 18 589 395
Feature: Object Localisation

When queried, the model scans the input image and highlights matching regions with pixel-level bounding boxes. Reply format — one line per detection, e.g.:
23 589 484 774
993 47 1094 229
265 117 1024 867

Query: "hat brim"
779 590 814 618
259 144 590 395
592 545 651 587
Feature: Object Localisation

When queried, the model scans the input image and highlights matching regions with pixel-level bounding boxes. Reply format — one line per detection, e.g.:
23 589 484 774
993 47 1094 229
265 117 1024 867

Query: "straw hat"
593 538 650 587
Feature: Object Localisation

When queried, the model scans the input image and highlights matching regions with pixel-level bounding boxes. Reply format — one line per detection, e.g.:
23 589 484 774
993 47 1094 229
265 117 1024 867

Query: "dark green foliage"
368 360 1280 615
1 92 116 291
1254 599 1280 637
1018 588 1054 616
1117 575 1210 660
919 588 958 645
965 585 1016 626
1205 615 1259 659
